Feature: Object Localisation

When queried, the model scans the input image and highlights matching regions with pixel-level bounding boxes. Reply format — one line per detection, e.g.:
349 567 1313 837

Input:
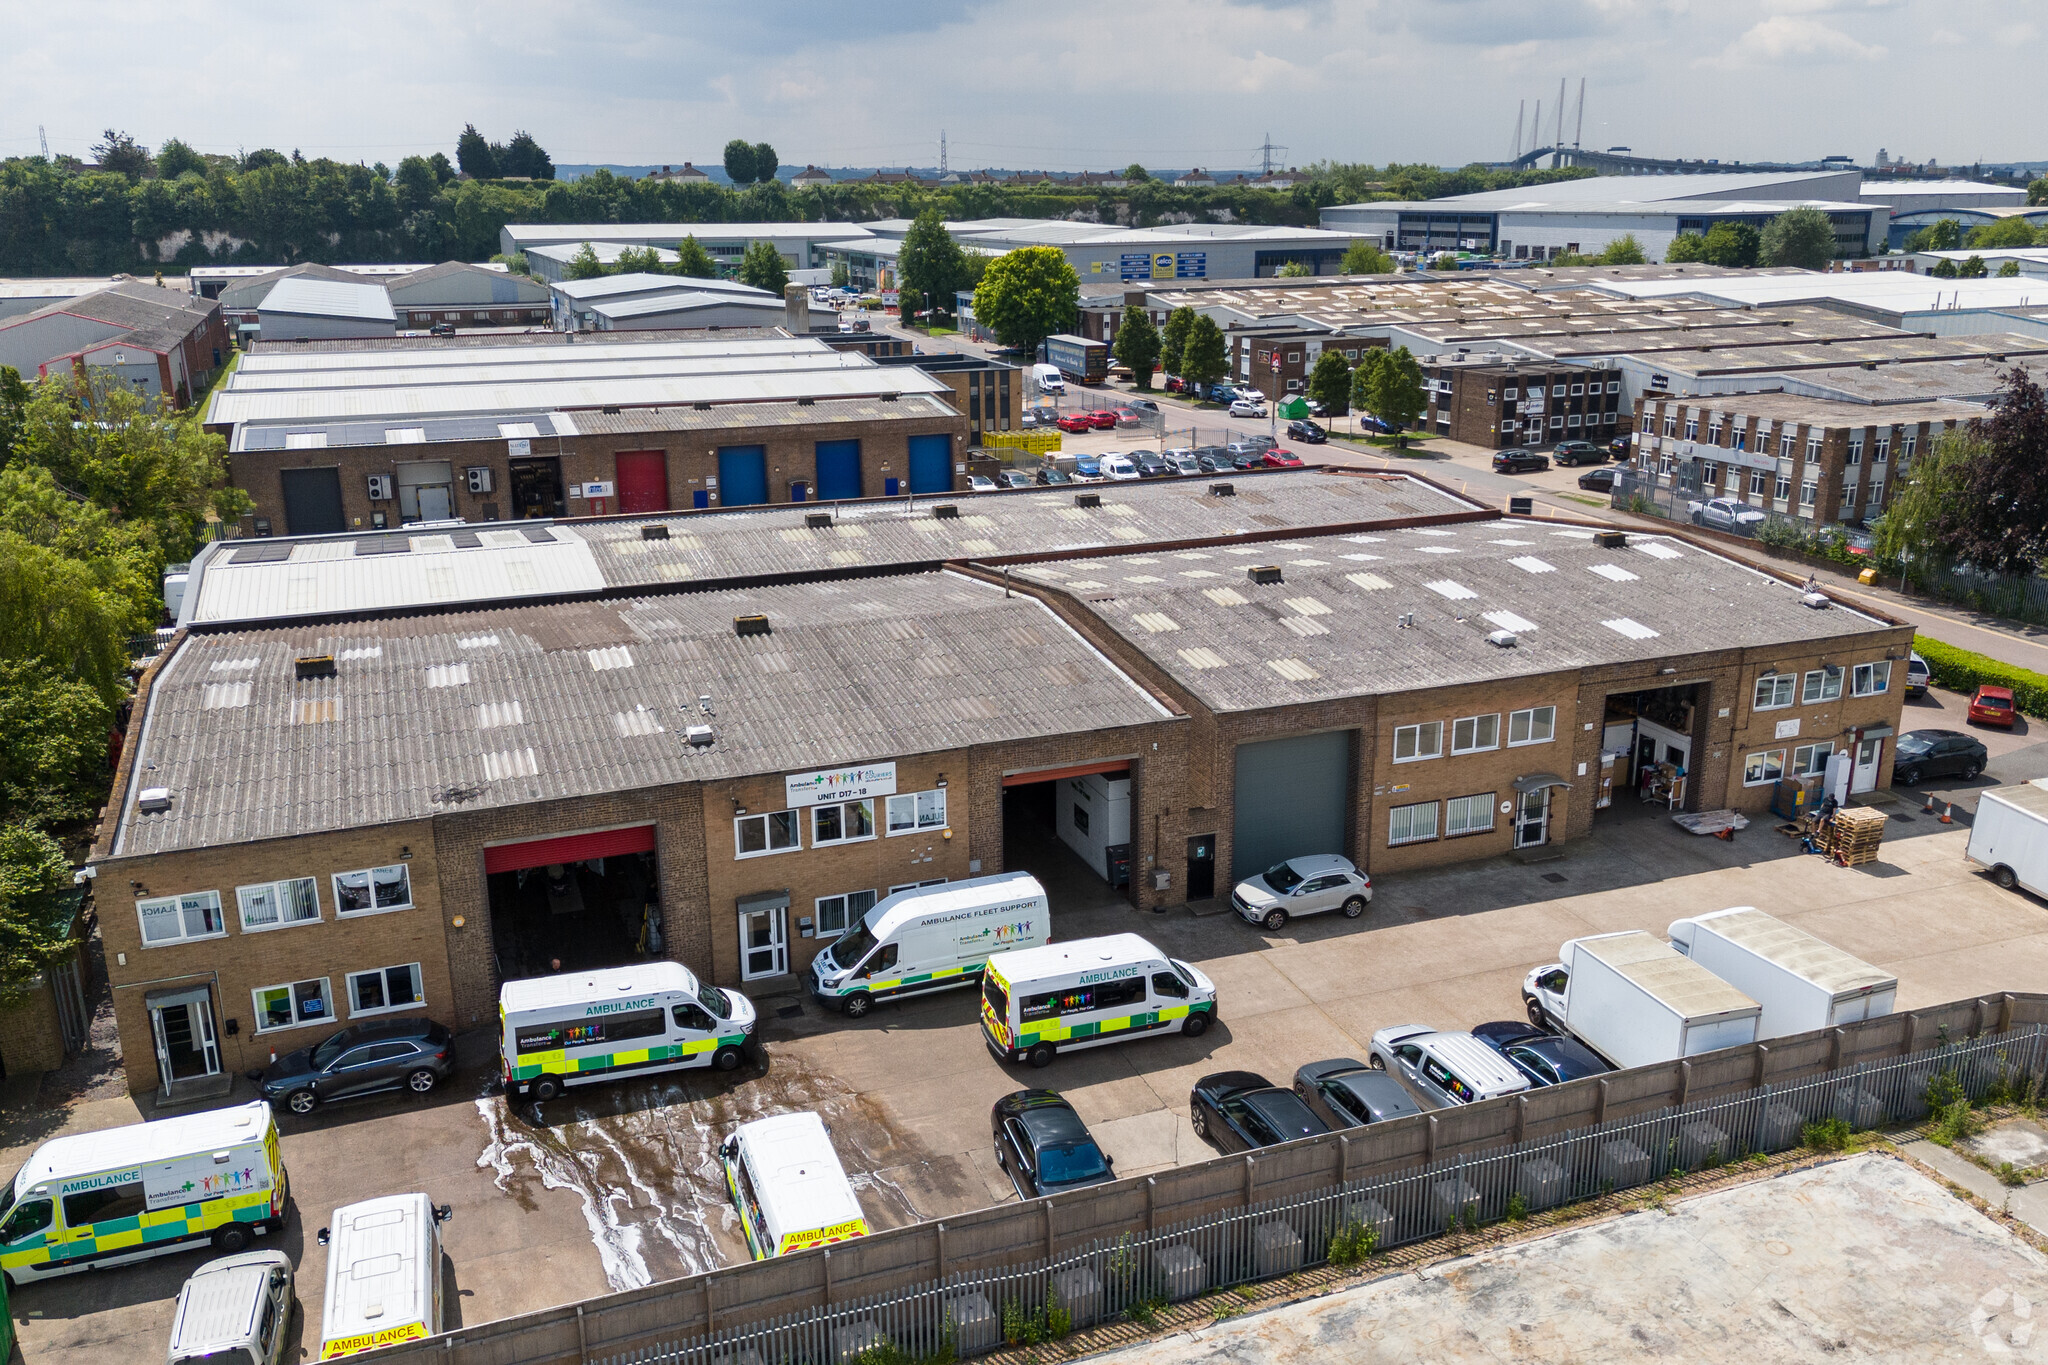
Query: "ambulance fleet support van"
810 873 1050 1019
720 1112 869 1260
500 960 758 1100
316 1193 451 1359
981 933 1217 1068
0 1100 288 1285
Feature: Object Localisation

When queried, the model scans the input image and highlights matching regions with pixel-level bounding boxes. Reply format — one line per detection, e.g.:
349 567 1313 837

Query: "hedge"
1913 635 2048 718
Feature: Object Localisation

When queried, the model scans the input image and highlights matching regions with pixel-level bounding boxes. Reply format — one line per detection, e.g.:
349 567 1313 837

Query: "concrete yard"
1086 1155 2048 1364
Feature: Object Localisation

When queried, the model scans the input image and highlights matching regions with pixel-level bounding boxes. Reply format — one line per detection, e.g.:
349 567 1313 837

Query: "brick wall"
1426 365 1624 448
0 972 69 1075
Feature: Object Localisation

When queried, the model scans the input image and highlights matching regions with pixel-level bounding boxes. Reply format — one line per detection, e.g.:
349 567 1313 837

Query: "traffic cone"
1941 802 1954 824
1922 792 1936 814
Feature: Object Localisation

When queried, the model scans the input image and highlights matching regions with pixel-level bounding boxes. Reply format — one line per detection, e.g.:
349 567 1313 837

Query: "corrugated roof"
227 348 873 394
257 276 397 323
116 572 1175 857
553 272 773 302
590 292 785 321
236 335 819 375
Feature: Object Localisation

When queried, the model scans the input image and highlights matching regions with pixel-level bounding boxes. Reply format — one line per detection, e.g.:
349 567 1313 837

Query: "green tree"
970 246 1080 354
897 287 924 324
1307 348 1351 416
241 147 288 171
830 261 851 288
722 139 759 185
897 209 973 323
500 131 555 181
1664 232 1709 264
738 239 789 293
427 151 456 184
1959 255 1989 278
1112 306 1161 389
674 234 720 279
1759 207 1837 269
1179 314 1228 392
0 825 80 1005
1968 215 2042 249
0 660 110 828
753 143 779 183
1701 221 1761 268
1350 348 1385 417
1361 345 1426 446
1876 427 1973 571
1904 218 1964 252
1160 306 1196 376
0 368 27 465
393 155 439 212
1931 257 1960 278
92 129 151 177
2030 176 2048 207
154 138 206 179
2000 259 2023 277
0 532 137 703
564 242 606 279
456 124 498 179
1277 260 1312 278
1121 164 1150 182
1340 239 1394 274
611 245 666 274
490 252 531 276
1595 234 1647 265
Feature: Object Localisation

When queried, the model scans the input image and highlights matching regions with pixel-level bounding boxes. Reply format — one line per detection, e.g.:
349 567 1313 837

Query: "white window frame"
332 865 413 917
1451 713 1500 755
1664 415 1677 437
252 977 335 1033
236 878 321 933
1846 437 1862 466
1800 480 1817 508
815 889 877 937
1743 749 1787 786
1388 800 1439 846
1903 432 1918 458
1571 383 1585 397
1874 436 1889 463
1805 437 1822 462
1851 660 1892 697
345 963 425 1018
1684 418 1699 440
1779 433 1794 458
136 891 226 947
1791 742 1834 778
1606 380 1620 394
1393 721 1444 763
810 798 877 848
1753 673 1796 709
1774 474 1792 502
1504 386 1519 401
885 789 948 836
1706 422 1721 445
735 810 802 859
1802 666 1843 704
1550 415 1564 429
1749 469 1768 497
1507 706 1556 747
1444 792 1495 838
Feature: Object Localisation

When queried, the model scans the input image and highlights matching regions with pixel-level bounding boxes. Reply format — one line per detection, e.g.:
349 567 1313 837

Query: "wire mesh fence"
605 1026 2040 1365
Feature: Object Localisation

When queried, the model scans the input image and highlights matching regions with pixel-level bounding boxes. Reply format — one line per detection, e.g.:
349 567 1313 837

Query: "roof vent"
1800 591 1831 610
734 614 772 637
805 512 833 529
641 524 670 541
137 787 172 814
1247 565 1283 586
879 392 900 402
1074 492 1101 509
797 396 816 406
1862 362 1877 371
1486 630 1519 648
601 405 621 415
933 503 960 520
693 401 713 411
1208 482 1235 497
685 724 716 748
294 654 337 680
1593 530 1627 549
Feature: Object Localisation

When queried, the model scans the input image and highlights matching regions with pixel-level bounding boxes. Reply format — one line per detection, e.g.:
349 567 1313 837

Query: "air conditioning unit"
366 474 393 501
466 466 493 494
1486 630 1519 648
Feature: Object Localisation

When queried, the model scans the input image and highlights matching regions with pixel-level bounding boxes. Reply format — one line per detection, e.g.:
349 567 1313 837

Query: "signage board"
1174 252 1207 279
507 438 531 457
785 761 898 807
1119 253 1152 282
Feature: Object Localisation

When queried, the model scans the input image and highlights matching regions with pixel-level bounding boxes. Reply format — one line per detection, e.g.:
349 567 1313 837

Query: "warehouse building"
0 278 227 405
385 262 552 330
255 276 397 342
499 223 870 271
549 273 779 331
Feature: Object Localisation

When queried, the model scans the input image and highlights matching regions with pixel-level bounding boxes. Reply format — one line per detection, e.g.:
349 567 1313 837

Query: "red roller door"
615 450 671 514
1001 760 1131 787
483 824 656 875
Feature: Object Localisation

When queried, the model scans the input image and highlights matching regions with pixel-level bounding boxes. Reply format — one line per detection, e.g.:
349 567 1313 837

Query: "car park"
260 1015 454 1115
1231 853 1371 931
1244 434 1278 451
500 962 755 1099
1687 497 1767 532
1229 398 1267 418
1231 449 1265 471
1098 454 1141 481
1291 1058 1425 1130
1286 420 1328 444
1025 406 1060 427
167 1251 296 1365
1126 398 1160 412
1086 410 1120 430
1550 440 1602 467
1162 448 1199 475
1368 1026 1531 1108
1469 1022 1612 1087
1905 651 1931 697
990 1090 1115 1200
1188 1071 1329 1151
1608 436 1632 460
721 1113 867 1260
1055 413 1093 433
1492 448 1549 474
1892 729 1988 786
1035 466 1073 486
966 474 998 493
1970 685 2019 729
1261 449 1305 469
995 470 1033 490
315 1194 453 1359
1112 409 1144 428
1577 467 1617 493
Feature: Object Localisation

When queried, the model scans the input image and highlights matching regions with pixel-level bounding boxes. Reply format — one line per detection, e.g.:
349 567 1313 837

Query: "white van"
499 961 757 1101
1098 454 1141 481
316 1193 450 1359
1032 364 1065 395
0 1100 287 1285
809 872 1049 1019
720 1112 868 1260
981 933 1216 1068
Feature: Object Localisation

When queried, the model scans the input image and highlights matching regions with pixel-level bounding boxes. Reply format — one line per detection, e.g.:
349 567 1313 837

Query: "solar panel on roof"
354 537 410 556
229 542 293 564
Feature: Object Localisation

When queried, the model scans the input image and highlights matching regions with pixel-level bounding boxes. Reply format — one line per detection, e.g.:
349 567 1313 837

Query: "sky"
2 0 2036 173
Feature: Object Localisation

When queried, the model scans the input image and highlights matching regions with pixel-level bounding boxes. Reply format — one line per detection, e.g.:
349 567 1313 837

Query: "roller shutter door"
483 824 656 875
1232 732 1351 883
615 451 670 513
279 467 345 535
814 440 862 500
717 445 768 506
907 434 952 494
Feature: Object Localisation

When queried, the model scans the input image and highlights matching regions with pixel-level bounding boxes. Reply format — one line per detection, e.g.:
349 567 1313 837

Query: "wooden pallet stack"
1818 806 1888 865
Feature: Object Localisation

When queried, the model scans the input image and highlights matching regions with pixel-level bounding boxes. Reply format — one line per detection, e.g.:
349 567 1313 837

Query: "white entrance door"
1515 788 1551 848
1851 737 1882 795
740 905 788 980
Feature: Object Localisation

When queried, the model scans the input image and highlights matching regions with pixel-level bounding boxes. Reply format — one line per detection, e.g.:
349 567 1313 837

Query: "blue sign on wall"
1175 252 1207 279
1119 253 1152 282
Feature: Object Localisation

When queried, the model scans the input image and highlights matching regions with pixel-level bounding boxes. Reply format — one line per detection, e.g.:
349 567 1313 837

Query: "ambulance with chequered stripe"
0 1100 288 1285
499 960 757 1100
981 933 1217 1068
809 872 1049 1019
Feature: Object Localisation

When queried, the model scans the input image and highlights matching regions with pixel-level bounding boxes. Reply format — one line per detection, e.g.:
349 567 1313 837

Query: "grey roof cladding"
256 276 398 323
116 572 1174 858
1012 521 1898 713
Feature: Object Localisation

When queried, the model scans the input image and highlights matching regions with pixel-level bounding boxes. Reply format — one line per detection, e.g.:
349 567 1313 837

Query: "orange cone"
1940 802 1954 824
1922 792 1936 814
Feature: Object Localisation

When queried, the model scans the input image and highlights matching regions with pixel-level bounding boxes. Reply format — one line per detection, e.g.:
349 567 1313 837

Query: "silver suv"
1368 1026 1531 1109
1232 853 1371 931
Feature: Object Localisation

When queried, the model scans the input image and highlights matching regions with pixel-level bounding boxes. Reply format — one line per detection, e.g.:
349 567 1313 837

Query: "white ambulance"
315 1192 451 1359
499 961 757 1100
809 873 1049 1019
719 1112 868 1260
980 933 1217 1068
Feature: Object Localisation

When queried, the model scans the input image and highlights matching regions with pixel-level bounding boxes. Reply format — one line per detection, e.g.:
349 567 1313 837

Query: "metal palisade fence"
601 1026 2041 1365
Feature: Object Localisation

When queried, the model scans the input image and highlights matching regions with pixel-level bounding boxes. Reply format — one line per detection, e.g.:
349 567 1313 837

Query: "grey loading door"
279 467 345 535
1233 731 1352 884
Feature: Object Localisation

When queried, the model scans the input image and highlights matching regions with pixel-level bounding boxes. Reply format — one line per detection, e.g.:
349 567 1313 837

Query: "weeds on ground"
1931 1099 1986 1148
2000 1162 2029 1188
1803 1117 1853 1152
850 1326 957 1365
1505 1191 1529 1224
1209 1303 1245 1323
1123 1295 1167 1330
1001 1291 1072 1347
1327 1218 1380 1266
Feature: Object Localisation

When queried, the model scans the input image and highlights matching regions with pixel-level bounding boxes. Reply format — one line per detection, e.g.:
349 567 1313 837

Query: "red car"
1086 410 1119 430
1055 413 1094 433
1164 376 1186 393
1969 684 2018 728
1261 449 1304 468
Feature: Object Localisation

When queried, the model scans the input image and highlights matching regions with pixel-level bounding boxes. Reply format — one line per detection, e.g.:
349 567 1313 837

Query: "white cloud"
1697 14 1887 67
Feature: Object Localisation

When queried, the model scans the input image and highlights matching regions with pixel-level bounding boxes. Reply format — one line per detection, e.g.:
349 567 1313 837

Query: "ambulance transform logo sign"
785 762 897 807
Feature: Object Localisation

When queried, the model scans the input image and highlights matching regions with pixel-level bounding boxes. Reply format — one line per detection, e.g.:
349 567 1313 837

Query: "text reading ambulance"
720 1112 868 1260
981 934 1216 1068
499 961 757 1100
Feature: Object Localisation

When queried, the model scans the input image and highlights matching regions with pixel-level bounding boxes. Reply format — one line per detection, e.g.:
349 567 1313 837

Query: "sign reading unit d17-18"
785 761 898 807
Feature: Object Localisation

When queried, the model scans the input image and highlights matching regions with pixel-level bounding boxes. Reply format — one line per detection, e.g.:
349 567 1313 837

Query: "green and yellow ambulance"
981 933 1216 1068
499 960 757 1101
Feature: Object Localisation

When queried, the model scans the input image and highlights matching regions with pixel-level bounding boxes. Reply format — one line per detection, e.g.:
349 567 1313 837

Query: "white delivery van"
1523 931 1761 1071
720 1112 868 1260
1668 907 1896 1039
167 1250 296 1365
315 1193 451 1359
809 872 1049 1019
499 960 757 1100
0 1100 287 1285
1032 363 1065 395
981 933 1216 1068
1967 781 2048 897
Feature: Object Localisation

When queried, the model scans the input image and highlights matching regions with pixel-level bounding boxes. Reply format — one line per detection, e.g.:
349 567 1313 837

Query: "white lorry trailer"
1667 907 1895 1041
1522 930 1761 1071
1966 781 2048 898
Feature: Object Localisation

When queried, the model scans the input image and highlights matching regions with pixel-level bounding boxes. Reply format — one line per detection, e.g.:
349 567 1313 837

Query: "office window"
236 878 320 932
887 878 948 895
347 963 424 1016
1508 706 1556 746
1504 386 1518 400
1852 660 1892 696
1607 380 1621 394
1388 801 1439 846
1393 721 1443 762
1800 480 1817 507
1775 473 1792 501
1571 383 1585 396
1874 436 1889 463
1551 383 1567 397
1603 410 1617 424
1451 713 1500 754
812 800 876 847
816 889 877 936
1732 428 1748 450
1902 432 1918 458
1664 415 1677 437
1846 437 1862 465
1706 422 1721 445
1806 437 1822 461
333 865 411 916
1791 742 1834 778
1743 750 1787 786
1551 415 1564 429
1702 461 1719 484
1444 793 1495 838
254 978 333 1031
885 789 947 835
137 891 225 946
1868 477 1884 505
1685 418 1699 440
1779 432 1794 458
1568 413 1581 427
1802 666 1844 704
1753 674 1796 709
1749 469 1768 497
735 810 801 858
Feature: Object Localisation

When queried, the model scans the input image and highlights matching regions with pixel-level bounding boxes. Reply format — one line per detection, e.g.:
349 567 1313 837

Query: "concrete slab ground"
1087 1155 2048 1365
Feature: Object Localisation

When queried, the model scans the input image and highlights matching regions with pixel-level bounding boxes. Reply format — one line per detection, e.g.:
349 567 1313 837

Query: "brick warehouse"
92 470 1908 1098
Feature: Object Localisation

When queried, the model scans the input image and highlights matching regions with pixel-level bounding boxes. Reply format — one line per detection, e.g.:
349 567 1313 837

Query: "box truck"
1667 907 1896 1040
1043 335 1108 386
1522 931 1761 1071
1967 781 2048 897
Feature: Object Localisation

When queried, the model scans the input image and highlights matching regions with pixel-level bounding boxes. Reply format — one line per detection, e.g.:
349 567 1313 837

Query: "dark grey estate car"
1292 1058 1425 1129
256 1015 454 1115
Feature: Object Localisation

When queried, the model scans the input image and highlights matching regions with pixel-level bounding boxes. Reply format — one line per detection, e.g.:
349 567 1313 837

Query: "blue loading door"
907 434 952 494
815 440 863 500
717 445 768 507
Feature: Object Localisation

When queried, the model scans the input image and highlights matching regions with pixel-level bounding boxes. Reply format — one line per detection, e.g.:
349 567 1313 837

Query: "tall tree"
1700 222 1760 267
1112 306 1161 390
612 245 666 274
154 138 206 179
1663 233 1709 264
501 131 555 181
1179 314 1228 392
738 239 789 293
1160 306 1196 376
1595 234 1647 265
673 235 720 279
2030 176 2048 208
564 242 607 280
427 151 456 184
456 124 498 180
1759 208 1836 269
1307 349 1351 416
0 825 81 1007
1950 366 2048 573
0 659 110 829
1277 260 1312 278
897 209 971 322
970 247 1081 354
1904 218 1964 252
722 139 759 185
1360 345 1426 446
92 129 152 177
1121 164 1150 182
1875 427 1976 571
240 147 288 170
752 143 779 183
393 155 439 212
1968 216 2041 249
1959 255 1989 278
1340 240 1394 274
1931 258 1960 278
2000 259 2023 277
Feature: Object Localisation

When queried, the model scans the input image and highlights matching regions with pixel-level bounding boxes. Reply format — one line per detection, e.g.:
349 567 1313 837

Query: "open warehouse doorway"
1000 760 1136 912
485 824 666 983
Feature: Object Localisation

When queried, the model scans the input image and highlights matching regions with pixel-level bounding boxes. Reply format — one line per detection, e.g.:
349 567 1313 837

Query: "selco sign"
785 762 897 807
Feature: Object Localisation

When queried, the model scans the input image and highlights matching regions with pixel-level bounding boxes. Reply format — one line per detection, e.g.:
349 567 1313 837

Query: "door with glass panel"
1514 788 1552 849
740 904 788 980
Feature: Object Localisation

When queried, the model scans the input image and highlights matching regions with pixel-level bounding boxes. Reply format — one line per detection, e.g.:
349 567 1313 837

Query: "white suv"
1231 853 1371 931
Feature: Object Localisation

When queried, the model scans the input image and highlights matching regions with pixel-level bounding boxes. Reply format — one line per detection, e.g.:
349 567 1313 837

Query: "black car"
1285 420 1328 445
1024 406 1060 428
1493 448 1550 474
1292 1058 1424 1130
1608 437 1632 460
1892 729 1988 786
257 1016 454 1116
1469 1022 1611 1087
1035 466 1073 485
991 1090 1115 1199
1577 467 1617 493
1189 1071 1330 1152
1231 449 1265 471
1550 441 1601 467
1132 451 1171 478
